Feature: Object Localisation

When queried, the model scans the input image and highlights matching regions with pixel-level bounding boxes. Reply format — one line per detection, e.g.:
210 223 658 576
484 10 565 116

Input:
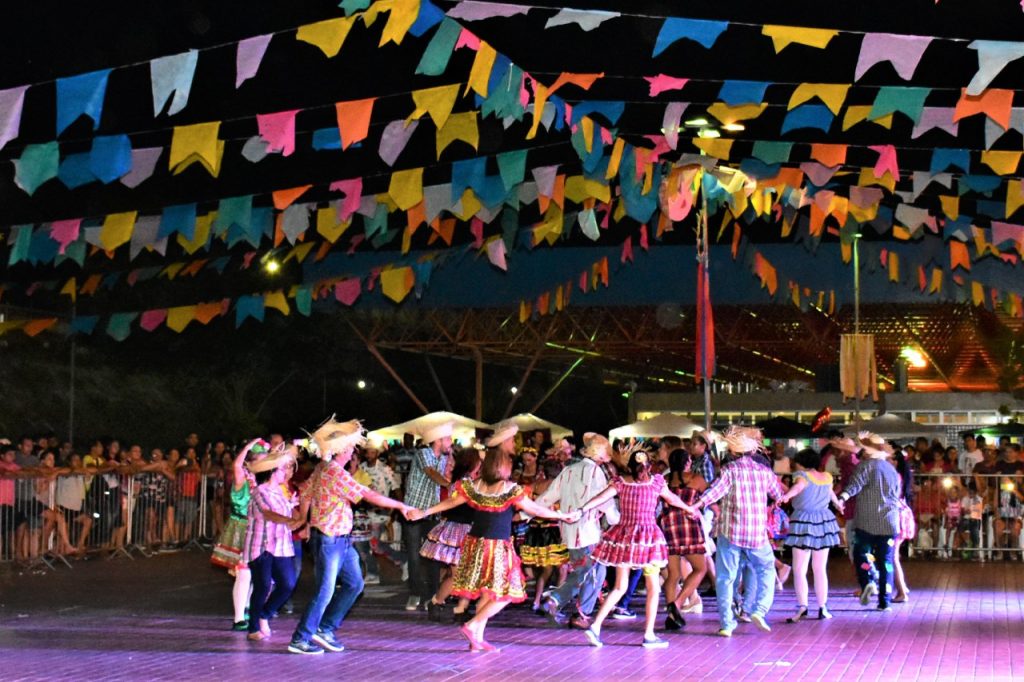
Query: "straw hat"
364 435 387 451
420 420 454 444
486 422 519 448
309 417 366 459
858 432 894 457
723 426 763 454
545 438 572 457
247 447 295 473
582 432 611 459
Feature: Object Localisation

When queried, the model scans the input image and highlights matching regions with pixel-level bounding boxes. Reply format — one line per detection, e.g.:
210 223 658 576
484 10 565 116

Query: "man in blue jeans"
288 418 413 655
688 427 784 637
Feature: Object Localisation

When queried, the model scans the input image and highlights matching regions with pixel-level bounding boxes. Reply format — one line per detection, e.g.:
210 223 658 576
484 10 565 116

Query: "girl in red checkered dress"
579 444 696 649
660 448 708 630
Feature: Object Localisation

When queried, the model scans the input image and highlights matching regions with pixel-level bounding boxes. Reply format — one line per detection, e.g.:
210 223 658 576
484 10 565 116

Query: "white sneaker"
680 599 703 614
364 574 381 585
405 596 421 611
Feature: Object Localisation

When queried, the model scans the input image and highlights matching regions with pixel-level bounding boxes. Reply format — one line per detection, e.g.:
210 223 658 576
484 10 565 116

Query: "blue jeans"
715 536 775 631
292 530 364 644
618 568 642 610
740 560 757 615
853 530 895 607
550 545 606 616
249 551 297 633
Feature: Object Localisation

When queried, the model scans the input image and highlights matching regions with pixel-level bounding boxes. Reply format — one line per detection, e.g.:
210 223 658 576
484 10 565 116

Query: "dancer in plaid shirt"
689 427 785 637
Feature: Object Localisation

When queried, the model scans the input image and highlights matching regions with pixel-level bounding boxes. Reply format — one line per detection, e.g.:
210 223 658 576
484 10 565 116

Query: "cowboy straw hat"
486 422 519 448
310 417 366 458
582 432 611 459
247 447 295 473
545 438 572 456
723 426 763 454
858 431 894 457
420 420 454 444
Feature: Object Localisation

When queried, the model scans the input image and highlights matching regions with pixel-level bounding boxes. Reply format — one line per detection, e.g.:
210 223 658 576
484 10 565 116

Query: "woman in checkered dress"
579 444 699 649
660 448 707 630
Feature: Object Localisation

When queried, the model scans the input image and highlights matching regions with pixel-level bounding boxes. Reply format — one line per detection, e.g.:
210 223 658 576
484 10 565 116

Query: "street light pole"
853 234 861 422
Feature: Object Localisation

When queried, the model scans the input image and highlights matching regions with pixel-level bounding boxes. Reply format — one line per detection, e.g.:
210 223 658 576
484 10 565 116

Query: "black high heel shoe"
818 605 833 620
664 614 682 631
667 602 686 628
786 606 809 623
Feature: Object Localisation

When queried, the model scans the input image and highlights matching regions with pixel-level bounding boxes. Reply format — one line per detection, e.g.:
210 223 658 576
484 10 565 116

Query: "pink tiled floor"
0 552 1021 680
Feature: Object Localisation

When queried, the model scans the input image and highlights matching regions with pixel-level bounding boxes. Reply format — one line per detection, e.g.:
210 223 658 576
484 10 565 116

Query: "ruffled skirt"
520 524 569 567
593 522 668 568
451 535 526 603
211 516 247 569
419 519 471 565
784 510 841 550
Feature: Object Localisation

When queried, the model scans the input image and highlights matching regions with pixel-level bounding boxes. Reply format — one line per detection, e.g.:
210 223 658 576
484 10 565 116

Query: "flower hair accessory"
635 452 648 464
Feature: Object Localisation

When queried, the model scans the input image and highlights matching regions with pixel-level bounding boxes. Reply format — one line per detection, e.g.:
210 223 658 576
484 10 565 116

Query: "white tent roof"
369 411 490 444
496 413 573 440
609 413 704 440
843 413 944 440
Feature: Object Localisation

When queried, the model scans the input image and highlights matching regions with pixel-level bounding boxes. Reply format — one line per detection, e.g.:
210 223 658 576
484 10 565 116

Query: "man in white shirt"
537 433 620 629
958 435 984 475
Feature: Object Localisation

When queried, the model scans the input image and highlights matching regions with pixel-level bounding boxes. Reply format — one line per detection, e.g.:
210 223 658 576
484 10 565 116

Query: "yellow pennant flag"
858 167 896 192
929 268 943 294
409 84 460 129
842 105 894 131
533 205 564 246
466 41 497 98
452 188 483 221
1007 180 1024 218
60 277 77 303
179 212 215 255
282 242 316 264
581 117 594 153
100 211 137 251
169 122 224 176
762 25 838 52
565 175 611 204
296 16 356 57
166 306 196 332
436 111 479 158
888 252 900 282
788 83 850 115
981 149 1022 176
317 206 350 242
940 195 959 220
379 0 419 46
389 167 424 211
380 266 415 303
527 84 549 140
707 102 768 125
264 291 290 315
972 281 985 307
693 137 734 160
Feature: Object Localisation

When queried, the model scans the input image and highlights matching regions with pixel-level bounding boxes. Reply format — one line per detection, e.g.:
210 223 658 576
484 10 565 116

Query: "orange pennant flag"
335 98 376 150
950 240 971 271
273 185 312 210
953 88 1013 130
23 318 57 337
809 143 847 168
549 72 604 94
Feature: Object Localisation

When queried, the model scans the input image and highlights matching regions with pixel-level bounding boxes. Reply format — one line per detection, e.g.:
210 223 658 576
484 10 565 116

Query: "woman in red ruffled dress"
578 444 696 649
409 449 578 652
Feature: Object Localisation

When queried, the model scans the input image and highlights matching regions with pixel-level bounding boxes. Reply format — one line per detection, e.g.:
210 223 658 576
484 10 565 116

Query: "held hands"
403 506 425 522
561 510 583 524
834 498 845 514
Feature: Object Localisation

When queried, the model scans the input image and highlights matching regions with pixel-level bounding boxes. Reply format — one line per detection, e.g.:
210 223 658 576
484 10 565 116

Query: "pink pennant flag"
471 217 485 248
662 101 688 149
644 74 689 97
486 238 507 270
334 278 361 306
50 218 82 254
869 144 899 178
455 29 480 50
0 85 28 151
330 178 363 221
621 236 634 263
236 34 272 88
579 270 589 292
242 251 258 269
910 107 958 139
855 33 933 81
257 109 298 156
140 309 168 332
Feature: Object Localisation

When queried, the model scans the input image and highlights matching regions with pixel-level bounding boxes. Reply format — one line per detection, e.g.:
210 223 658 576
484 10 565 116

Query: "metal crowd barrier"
0 467 214 569
907 473 1024 560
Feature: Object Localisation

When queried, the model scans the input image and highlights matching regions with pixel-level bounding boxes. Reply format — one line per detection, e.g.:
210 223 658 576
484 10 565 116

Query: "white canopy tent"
369 411 491 444
609 413 704 440
843 413 945 440
496 413 573 440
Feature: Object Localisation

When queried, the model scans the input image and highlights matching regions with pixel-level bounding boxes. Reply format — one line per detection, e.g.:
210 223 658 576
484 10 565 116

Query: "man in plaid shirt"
688 427 784 637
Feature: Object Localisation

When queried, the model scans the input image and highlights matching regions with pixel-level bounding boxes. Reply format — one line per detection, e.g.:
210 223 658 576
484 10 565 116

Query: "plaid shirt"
697 455 784 549
302 459 368 537
243 482 296 563
404 447 448 510
693 452 716 484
